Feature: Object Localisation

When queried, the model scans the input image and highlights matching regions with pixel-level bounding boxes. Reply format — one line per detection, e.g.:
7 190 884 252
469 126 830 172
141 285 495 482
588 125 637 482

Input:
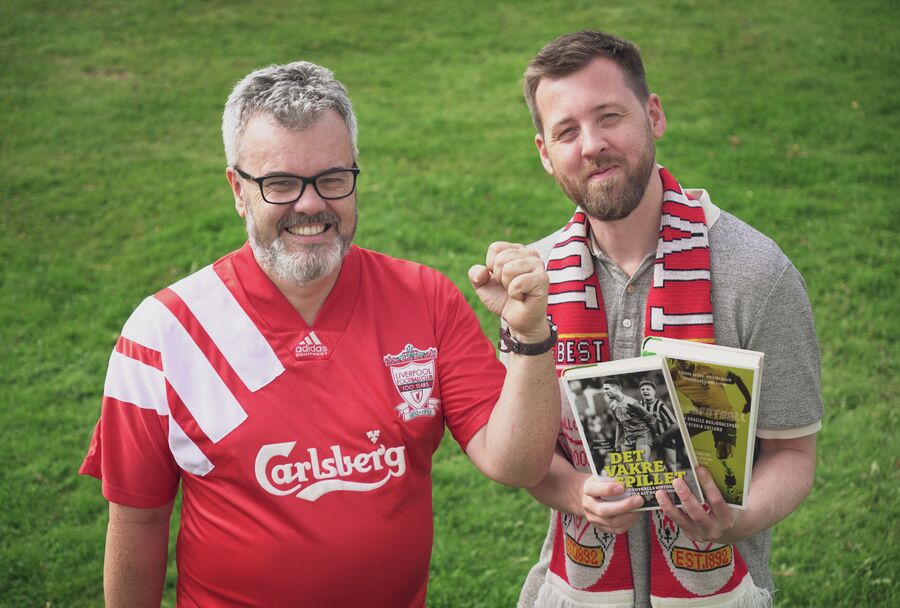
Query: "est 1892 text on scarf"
538 167 769 607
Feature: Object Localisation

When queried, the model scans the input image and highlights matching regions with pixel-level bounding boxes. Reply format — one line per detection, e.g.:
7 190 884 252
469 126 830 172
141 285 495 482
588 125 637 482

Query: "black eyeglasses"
234 165 360 204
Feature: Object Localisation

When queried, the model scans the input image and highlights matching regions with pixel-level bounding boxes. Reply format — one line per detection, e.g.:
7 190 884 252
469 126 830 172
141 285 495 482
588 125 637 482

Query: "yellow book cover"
642 337 763 509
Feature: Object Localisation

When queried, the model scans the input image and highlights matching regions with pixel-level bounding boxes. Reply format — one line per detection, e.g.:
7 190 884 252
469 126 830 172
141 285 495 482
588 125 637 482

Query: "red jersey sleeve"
80 299 180 508
431 275 506 451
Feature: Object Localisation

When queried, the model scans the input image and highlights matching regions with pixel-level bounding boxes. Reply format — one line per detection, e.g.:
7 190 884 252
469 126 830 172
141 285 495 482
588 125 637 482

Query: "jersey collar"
224 242 361 363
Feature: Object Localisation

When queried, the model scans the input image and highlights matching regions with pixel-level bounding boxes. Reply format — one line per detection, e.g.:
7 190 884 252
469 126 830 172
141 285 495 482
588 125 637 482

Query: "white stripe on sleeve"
121 296 164 350
104 351 169 415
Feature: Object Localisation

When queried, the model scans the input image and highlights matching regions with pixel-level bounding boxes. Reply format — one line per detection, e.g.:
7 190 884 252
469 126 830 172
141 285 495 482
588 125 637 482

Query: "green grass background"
2 0 897 606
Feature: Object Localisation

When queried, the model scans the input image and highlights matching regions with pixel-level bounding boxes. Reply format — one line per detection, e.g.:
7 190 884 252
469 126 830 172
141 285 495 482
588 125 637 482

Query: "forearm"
466 242 559 487
656 434 817 545
490 348 561 482
104 501 173 608
526 448 589 515
731 434 817 542
472 349 560 487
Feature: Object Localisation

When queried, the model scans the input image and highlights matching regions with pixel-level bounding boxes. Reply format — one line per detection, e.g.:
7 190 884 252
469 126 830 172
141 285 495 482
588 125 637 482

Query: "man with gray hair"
81 60 560 607
515 30 821 607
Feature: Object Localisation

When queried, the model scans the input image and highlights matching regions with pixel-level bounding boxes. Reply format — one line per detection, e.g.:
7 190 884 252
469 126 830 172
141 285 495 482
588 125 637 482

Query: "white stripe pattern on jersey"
121 296 163 350
104 350 168 415
150 296 249 443
110 266 289 476
170 265 285 392
117 297 247 443
104 349 215 475
114 297 214 474
168 418 214 476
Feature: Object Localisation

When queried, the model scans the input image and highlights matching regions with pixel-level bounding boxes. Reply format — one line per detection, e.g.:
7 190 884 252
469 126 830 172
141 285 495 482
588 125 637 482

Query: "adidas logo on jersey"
294 331 329 359
255 438 407 502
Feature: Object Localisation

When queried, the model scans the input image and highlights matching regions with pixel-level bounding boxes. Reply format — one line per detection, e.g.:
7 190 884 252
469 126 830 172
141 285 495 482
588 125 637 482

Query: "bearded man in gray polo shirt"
514 30 822 608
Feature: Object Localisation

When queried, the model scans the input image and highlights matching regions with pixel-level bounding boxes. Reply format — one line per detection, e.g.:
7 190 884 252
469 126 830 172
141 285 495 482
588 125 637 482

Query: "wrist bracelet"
498 319 557 356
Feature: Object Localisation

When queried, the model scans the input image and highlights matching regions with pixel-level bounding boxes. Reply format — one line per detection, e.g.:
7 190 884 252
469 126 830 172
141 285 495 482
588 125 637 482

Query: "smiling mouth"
588 165 618 180
285 223 329 236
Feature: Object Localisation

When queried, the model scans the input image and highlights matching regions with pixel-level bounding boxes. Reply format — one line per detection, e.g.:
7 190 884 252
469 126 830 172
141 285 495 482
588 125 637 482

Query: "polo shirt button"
626 285 636 294
622 319 632 328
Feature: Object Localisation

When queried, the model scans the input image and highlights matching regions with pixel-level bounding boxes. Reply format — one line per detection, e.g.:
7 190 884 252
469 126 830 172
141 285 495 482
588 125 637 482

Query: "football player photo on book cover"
562 356 702 510
667 358 756 506
642 337 763 509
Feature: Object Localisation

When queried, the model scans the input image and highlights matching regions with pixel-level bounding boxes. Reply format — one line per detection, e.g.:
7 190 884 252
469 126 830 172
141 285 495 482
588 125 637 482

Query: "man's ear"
647 94 667 140
535 133 554 175
226 167 247 218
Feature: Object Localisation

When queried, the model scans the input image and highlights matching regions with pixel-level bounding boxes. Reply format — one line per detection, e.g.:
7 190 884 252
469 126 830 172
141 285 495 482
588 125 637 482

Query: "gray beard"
245 205 357 286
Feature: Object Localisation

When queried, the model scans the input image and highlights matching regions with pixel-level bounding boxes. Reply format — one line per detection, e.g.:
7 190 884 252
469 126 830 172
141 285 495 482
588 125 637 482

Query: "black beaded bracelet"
498 319 557 356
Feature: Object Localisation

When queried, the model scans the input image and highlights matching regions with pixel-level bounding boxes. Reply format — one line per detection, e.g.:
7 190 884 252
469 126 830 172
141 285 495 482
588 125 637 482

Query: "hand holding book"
561 356 704 511
655 467 743 545
561 338 763 512
580 473 644 535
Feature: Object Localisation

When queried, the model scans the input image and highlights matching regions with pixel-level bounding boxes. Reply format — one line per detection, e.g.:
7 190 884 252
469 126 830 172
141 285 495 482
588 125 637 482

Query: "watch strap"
498 319 557 356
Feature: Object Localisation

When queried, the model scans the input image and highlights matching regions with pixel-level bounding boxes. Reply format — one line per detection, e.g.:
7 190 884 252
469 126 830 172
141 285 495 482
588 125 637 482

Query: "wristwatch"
498 319 557 356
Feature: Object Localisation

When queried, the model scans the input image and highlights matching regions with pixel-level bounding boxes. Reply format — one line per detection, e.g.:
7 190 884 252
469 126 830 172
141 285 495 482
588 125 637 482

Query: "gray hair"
222 61 358 166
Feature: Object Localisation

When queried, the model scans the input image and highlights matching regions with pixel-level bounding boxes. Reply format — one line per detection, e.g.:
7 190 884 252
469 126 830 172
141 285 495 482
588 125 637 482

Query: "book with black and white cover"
642 337 764 509
562 355 703 511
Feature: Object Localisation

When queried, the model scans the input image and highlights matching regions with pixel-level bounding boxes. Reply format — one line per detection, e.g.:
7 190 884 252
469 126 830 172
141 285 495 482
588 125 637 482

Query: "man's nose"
291 183 328 214
581 125 608 159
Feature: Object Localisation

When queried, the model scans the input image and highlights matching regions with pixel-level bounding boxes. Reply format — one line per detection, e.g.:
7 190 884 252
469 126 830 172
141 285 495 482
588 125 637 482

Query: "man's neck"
587 170 663 278
268 266 342 326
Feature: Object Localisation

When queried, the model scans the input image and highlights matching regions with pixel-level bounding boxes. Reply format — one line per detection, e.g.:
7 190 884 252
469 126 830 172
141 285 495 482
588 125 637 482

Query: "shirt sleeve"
80 300 181 508
745 263 823 438
431 276 505 451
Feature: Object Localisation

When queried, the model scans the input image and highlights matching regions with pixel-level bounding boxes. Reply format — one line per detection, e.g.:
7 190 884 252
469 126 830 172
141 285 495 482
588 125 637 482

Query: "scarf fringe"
650 574 771 608
530 574 771 608
532 573 634 608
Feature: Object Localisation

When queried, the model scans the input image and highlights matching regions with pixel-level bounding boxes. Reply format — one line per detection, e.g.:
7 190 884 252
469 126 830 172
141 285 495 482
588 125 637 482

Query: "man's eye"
266 179 298 191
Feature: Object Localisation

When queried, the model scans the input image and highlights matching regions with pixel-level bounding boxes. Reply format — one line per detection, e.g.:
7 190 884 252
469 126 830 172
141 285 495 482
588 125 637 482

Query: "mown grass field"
1 1 897 606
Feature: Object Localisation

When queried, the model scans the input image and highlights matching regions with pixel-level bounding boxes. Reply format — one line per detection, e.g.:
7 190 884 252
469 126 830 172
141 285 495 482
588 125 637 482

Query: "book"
642 337 763 509
562 355 703 511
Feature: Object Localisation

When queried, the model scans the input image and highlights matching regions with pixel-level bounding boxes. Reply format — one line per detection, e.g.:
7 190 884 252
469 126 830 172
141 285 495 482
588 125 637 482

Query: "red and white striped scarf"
540 167 769 607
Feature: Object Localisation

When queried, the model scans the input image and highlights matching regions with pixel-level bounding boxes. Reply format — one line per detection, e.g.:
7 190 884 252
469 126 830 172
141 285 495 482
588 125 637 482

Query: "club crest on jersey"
383 344 440 421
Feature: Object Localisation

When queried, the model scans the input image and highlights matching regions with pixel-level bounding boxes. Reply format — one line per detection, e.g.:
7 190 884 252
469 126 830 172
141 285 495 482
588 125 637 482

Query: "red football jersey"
81 243 506 607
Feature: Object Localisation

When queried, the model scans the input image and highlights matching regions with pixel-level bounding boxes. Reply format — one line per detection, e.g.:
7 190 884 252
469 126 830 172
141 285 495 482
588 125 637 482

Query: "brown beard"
555 126 657 222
